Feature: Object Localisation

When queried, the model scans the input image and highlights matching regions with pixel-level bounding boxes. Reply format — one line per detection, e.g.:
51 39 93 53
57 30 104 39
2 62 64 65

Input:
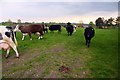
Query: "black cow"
84 26 95 47
49 25 61 32
66 22 74 36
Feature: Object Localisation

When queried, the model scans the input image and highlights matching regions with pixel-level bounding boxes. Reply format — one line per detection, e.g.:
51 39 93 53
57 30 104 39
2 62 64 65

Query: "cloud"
1 0 119 2
0 2 118 23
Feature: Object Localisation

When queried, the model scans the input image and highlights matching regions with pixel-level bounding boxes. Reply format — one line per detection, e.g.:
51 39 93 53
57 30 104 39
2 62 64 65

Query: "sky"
0 0 119 23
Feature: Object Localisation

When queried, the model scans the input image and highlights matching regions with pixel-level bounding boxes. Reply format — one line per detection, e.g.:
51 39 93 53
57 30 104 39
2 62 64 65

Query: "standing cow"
49 25 61 32
0 26 19 58
18 24 44 40
66 22 74 36
84 26 95 47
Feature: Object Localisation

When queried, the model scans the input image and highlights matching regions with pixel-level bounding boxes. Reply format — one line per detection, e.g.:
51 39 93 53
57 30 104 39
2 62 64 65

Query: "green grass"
2 28 118 78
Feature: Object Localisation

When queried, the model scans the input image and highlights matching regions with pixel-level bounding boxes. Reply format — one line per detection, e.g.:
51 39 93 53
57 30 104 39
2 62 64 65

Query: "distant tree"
7 19 13 26
89 21 95 27
95 17 104 28
32 22 35 24
78 20 84 28
107 17 114 27
115 16 120 27
8 19 12 23
17 19 21 24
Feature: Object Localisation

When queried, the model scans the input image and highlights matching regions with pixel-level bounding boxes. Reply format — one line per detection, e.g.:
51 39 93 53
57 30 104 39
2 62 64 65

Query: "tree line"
95 16 120 29
0 16 119 29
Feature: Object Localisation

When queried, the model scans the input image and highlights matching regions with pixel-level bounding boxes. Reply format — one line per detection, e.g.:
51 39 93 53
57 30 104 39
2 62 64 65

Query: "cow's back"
49 25 61 31
19 24 43 33
19 26 31 33
29 24 43 33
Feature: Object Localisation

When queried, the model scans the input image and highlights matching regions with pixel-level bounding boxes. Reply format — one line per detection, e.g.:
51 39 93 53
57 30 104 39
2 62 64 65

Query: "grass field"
2 27 118 78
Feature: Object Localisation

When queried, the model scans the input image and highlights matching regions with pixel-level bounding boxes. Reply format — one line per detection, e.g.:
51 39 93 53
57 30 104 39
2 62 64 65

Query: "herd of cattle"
0 22 95 58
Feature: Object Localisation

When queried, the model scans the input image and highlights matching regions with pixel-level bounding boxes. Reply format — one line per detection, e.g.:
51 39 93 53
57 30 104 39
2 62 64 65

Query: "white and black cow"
0 26 19 58
73 25 77 32
84 26 95 47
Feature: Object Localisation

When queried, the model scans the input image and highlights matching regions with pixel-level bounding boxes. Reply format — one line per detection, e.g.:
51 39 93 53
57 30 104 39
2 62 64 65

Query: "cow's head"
13 25 21 32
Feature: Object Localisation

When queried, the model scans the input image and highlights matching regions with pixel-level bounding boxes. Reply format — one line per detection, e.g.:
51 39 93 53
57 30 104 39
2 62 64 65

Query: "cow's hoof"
16 56 20 58
5 55 9 59
40 38 44 40
88 45 90 48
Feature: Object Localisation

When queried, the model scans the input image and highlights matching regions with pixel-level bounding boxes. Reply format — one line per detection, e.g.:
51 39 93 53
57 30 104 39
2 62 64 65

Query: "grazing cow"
49 25 61 32
66 22 74 36
43 24 48 33
18 24 44 40
84 26 95 47
0 26 19 58
43 27 48 33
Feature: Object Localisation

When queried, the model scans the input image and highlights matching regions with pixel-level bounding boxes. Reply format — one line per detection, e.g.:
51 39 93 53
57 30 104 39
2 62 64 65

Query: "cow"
43 27 48 33
43 24 48 33
73 25 77 32
49 25 61 32
18 24 44 40
0 26 19 58
84 26 95 47
66 22 74 36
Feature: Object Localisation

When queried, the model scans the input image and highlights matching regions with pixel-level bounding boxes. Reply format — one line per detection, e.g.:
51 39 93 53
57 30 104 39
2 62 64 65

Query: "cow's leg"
87 40 90 47
40 31 44 39
38 33 41 40
36 32 41 39
85 39 87 45
70 32 72 36
37 32 41 39
28 33 32 40
38 35 43 39
22 33 27 40
8 39 19 58
68 32 69 36
46 29 48 33
58 29 61 33
22 35 25 40
40 36 43 39
38 36 40 39
87 39 91 48
9 43 19 58
5 48 10 58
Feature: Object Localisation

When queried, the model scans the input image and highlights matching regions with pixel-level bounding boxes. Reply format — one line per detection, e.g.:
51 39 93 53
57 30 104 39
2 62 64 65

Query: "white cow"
73 25 77 32
0 26 19 58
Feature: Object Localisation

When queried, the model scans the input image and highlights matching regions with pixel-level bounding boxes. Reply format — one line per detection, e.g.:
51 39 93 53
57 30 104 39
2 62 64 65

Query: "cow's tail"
11 31 18 46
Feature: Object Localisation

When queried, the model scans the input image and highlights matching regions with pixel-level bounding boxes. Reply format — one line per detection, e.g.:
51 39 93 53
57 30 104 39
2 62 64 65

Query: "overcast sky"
0 0 119 23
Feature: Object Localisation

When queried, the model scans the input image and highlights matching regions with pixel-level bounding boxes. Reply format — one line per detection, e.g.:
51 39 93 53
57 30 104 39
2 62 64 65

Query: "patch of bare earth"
2 44 90 78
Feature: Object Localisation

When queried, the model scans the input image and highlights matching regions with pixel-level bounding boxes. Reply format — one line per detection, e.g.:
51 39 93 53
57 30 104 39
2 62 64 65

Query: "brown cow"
18 24 44 40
